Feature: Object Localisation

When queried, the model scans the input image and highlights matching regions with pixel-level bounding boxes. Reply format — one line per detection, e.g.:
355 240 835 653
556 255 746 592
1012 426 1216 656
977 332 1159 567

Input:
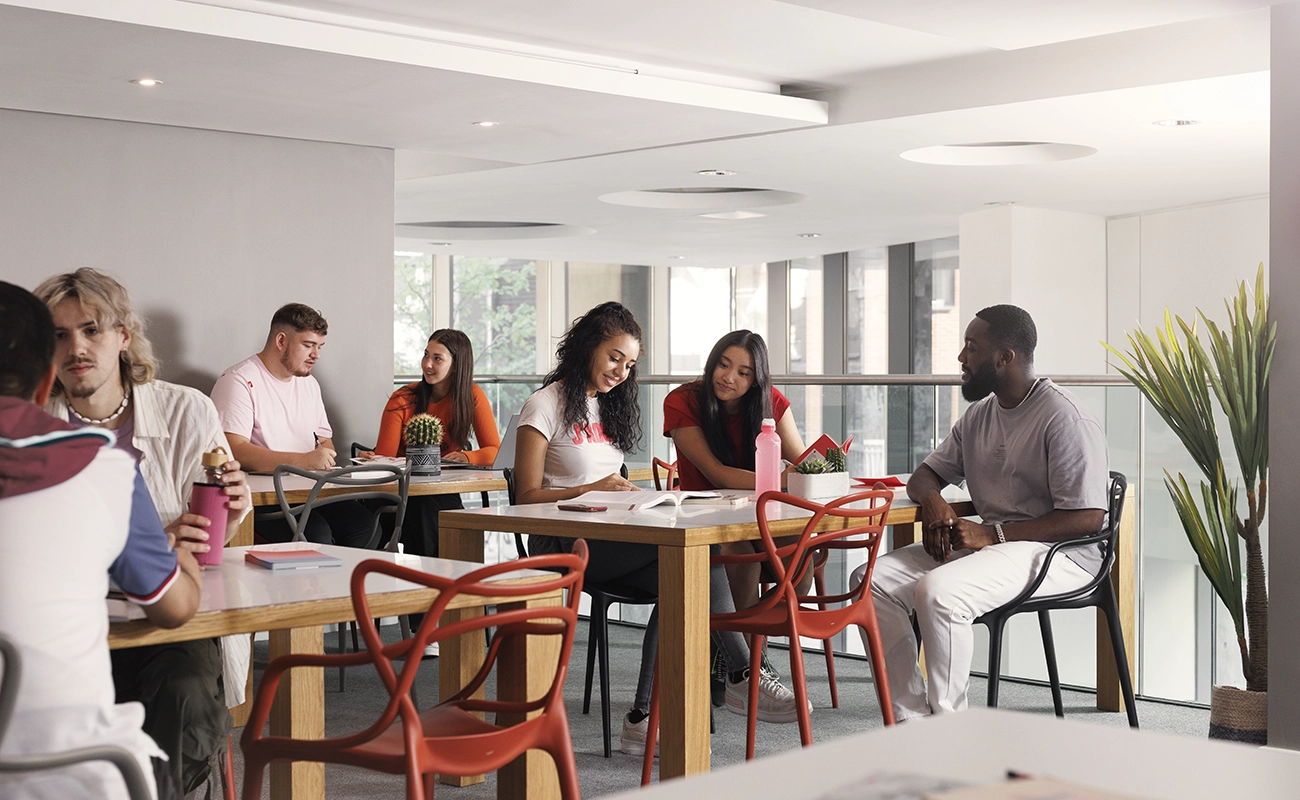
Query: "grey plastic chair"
0 634 153 800
273 463 412 692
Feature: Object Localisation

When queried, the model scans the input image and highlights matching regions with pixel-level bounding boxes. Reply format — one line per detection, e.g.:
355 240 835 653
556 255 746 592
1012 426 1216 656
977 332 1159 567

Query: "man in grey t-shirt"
852 305 1109 720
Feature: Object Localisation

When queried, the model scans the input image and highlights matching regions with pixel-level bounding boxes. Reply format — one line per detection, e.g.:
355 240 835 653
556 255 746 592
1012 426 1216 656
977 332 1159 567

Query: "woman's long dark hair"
697 330 773 470
542 301 643 453
402 329 476 449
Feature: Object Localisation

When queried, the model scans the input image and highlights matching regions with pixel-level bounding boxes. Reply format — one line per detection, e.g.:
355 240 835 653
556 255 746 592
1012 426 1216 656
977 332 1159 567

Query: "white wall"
0 109 395 447
959 205 1108 374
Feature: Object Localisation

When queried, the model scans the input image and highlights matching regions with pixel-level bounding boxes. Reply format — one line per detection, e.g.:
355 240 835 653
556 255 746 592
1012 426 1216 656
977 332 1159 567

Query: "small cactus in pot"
404 413 444 476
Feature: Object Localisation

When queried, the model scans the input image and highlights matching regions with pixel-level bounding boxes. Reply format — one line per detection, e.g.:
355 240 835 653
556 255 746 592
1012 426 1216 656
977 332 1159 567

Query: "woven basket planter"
1208 685 1267 745
406 444 442 477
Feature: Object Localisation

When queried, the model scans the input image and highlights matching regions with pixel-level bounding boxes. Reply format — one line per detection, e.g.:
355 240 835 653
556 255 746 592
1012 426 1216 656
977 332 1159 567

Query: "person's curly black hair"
542 301 643 453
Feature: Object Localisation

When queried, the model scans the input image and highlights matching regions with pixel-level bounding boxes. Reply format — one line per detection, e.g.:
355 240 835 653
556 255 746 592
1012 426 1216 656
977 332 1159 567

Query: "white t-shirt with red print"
518 381 624 488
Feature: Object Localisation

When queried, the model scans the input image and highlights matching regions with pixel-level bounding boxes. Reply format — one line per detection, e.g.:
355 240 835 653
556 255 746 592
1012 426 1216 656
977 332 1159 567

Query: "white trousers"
852 541 1093 720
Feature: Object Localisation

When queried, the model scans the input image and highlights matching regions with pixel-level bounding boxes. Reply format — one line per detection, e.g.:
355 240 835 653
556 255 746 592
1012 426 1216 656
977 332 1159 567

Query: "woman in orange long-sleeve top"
370 330 500 598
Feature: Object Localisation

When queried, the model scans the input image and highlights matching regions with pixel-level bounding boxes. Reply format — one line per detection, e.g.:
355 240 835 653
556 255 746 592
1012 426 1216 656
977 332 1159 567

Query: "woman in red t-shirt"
663 330 811 606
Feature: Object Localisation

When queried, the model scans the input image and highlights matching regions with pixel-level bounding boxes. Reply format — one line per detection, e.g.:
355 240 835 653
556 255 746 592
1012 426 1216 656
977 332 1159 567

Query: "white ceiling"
0 0 1278 266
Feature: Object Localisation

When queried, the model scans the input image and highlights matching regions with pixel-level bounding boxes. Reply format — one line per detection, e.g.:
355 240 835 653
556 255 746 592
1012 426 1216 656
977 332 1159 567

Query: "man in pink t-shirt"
210 303 370 547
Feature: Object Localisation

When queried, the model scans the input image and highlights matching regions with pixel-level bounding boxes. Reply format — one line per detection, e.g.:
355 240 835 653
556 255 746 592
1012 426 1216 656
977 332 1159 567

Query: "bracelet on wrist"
994 522 1006 544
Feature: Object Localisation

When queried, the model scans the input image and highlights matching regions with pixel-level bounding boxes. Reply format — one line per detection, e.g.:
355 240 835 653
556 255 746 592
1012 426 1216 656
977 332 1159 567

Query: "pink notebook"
244 548 343 571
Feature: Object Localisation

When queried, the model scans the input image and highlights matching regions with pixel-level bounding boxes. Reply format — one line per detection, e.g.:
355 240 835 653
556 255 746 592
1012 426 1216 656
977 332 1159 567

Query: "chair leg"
582 596 605 716
597 605 614 758
787 631 814 748
399 615 420 709
223 733 235 800
813 567 839 709
985 617 1005 708
1038 610 1065 717
337 623 347 691
746 635 763 761
1101 588 1140 729
858 604 896 725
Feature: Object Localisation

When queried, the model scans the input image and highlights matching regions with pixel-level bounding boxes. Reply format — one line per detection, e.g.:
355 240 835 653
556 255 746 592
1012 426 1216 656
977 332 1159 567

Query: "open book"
562 490 747 511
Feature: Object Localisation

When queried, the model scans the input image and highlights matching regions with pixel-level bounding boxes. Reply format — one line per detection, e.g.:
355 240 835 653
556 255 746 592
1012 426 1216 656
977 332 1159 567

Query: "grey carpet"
229 620 1209 798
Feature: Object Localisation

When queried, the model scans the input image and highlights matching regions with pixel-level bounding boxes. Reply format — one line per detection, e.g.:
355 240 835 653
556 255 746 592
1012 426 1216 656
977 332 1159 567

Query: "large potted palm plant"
1104 265 1272 744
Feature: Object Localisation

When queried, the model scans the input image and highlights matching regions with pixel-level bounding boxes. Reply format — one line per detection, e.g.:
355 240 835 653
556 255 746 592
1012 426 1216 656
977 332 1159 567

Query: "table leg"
891 521 922 552
497 594 562 800
657 544 711 779
1097 487 1137 712
438 525 487 787
268 626 325 800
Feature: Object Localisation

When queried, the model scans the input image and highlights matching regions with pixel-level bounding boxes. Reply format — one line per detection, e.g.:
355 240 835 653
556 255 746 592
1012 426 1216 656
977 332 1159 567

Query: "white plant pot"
787 471 850 501
406 444 441 476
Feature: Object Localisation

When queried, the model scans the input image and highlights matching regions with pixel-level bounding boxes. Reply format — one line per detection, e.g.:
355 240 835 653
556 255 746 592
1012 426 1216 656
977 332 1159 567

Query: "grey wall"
1269 2 1300 749
0 109 395 448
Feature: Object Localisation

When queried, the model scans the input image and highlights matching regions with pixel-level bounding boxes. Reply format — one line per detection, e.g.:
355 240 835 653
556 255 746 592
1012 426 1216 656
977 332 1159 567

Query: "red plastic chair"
642 490 895 782
651 457 678 491
240 541 590 800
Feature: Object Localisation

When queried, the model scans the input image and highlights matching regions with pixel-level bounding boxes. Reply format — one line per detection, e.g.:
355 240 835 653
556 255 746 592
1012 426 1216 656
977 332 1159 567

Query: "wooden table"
108 545 560 800
437 489 958 781
439 486 1136 782
603 706 1300 800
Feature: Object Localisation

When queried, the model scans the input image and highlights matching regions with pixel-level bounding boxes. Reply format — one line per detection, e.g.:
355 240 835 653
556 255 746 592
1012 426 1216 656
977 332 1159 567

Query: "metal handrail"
394 373 1134 387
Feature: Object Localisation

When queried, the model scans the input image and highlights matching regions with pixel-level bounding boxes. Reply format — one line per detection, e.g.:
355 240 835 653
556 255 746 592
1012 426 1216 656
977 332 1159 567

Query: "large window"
450 256 538 427
393 252 433 376
668 267 732 375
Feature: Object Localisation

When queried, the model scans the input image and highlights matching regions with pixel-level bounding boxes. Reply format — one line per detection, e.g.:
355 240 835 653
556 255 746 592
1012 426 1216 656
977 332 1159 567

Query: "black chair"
503 465 658 758
274 463 411 692
0 635 153 800
976 471 1138 728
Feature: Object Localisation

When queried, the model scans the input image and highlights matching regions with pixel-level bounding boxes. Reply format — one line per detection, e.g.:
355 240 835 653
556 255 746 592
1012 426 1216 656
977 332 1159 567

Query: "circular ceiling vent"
395 221 595 240
599 187 806 210
900 142 1097 166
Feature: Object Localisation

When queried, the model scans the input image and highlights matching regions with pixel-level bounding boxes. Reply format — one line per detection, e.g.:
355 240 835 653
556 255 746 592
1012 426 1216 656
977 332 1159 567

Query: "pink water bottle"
754 417 782 501
189 446 230 568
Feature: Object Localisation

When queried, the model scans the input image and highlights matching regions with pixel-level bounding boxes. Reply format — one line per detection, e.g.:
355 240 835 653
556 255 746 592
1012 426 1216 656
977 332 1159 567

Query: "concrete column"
958 205 1108 374
1269 2 1300 750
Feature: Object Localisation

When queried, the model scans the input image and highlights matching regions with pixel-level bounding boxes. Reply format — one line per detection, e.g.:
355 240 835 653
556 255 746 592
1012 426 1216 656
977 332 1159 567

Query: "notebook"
245 547 343 571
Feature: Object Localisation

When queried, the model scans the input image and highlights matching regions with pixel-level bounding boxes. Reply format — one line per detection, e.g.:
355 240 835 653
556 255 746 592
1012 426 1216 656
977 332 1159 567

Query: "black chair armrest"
995 529 1113 611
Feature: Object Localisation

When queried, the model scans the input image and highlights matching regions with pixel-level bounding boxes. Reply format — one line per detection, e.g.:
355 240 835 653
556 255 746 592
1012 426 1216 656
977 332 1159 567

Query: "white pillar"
959 205 1108 374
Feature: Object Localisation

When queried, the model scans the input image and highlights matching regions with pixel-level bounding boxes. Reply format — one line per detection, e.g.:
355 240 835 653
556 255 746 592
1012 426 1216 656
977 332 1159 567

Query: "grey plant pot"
406 444 441 476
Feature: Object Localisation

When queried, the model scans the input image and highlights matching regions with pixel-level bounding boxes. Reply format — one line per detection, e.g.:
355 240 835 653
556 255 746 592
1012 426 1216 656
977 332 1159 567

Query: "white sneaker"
725 670 809 724
619 715 658 756
423 641 439 659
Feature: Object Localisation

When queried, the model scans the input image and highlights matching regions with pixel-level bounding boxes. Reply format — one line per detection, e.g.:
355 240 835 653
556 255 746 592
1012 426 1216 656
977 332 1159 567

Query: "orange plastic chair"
642 490 894 782
241 541 590 800
651 458 678 491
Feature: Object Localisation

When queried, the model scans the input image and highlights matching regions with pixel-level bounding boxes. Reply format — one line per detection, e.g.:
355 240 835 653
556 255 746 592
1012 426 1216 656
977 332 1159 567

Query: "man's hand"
219 460 251 544
949 519 998 551
919 494 959 562
167 512 213 554
298 443 337 470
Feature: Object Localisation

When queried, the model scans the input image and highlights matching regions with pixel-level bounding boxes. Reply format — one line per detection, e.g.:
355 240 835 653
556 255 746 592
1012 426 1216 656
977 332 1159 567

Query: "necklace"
1012 378 1045 409
69 389 131 426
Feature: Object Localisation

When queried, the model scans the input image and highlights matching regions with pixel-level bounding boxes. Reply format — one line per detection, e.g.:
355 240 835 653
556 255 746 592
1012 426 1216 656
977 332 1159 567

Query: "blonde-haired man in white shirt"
35 268 251 797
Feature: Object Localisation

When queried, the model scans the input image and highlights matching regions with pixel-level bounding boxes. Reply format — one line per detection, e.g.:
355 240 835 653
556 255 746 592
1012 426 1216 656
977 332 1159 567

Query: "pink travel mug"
189 447 231 568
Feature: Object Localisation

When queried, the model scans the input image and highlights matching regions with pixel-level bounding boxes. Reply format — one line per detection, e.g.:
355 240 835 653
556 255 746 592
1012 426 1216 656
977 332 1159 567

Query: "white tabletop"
609 707 1300 800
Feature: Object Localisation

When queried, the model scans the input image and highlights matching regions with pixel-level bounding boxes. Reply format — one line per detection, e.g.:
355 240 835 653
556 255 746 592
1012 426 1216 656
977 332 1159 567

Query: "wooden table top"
246 470 509 506
107 544 558 649
439 486 975 547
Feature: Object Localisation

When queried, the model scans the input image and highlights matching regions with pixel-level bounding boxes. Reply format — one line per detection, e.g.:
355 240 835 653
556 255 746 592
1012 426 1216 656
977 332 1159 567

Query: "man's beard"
961 360 999 402
280 351 312 378
64 359 108 399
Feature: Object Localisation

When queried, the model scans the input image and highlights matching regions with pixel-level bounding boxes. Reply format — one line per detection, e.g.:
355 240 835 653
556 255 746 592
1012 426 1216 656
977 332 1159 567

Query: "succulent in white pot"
787 446 850 500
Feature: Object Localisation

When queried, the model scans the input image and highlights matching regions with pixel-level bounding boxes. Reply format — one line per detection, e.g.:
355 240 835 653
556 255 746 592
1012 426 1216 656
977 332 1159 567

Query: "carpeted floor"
229 620 1209 799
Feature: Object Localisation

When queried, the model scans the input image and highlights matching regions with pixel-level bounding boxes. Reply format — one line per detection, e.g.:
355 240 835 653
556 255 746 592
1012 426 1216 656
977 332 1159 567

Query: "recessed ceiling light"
983 201 1016 206
131 78 162 87
699 210 765 220
428 242 452 246
697 169 736 177
1153 119 1199 127
472 121 499 127
798 233 821 238
669 255 686 259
